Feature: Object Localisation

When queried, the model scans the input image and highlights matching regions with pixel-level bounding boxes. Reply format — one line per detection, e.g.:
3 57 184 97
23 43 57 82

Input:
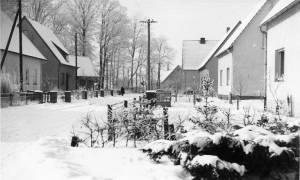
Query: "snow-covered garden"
1 86 299 179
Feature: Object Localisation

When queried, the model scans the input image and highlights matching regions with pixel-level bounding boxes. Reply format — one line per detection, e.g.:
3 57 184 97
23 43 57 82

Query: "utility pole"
75 33 78 90
140 19 157 90
19 0 23 92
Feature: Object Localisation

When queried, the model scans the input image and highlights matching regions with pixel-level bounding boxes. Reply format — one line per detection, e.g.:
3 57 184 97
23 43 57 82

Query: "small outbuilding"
69 56 98 90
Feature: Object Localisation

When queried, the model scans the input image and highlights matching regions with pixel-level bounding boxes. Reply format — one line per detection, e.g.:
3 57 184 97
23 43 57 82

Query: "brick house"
261 0 300 116
22 17 77 91
1 11 46 91
216 0 278 99
69 56 98 90
182 38 218 92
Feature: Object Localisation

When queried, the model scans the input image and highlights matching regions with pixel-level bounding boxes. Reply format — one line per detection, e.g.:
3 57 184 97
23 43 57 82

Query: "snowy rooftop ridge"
68 56 98 77
0 11 46 60
198 21 241 70
217 0 268 55
24 17 74 66
161 65 181 83
261 0 299 25
182 39 218 70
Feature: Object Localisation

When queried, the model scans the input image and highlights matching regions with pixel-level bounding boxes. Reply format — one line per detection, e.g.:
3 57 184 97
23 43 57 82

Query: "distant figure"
120 86 125 96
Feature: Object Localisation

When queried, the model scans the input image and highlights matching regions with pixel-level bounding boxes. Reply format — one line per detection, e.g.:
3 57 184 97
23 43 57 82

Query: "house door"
66 73 69 90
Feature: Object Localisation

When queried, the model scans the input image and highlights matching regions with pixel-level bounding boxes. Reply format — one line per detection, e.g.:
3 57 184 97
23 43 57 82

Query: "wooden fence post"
163 107 169 139
107 105 113 141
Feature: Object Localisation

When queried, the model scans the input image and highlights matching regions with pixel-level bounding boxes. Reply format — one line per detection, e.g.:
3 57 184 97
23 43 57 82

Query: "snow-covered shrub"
186 155 245 179
76 111 108 147
0 71 18 93
116 106 163 147
190 77 220 133
143 125 299 179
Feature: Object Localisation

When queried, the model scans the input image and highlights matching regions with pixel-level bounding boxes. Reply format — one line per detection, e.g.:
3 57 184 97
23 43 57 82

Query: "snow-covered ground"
1 93 299 180
1 137 191 180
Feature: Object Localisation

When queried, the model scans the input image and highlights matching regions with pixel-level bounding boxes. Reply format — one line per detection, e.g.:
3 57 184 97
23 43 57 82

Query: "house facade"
261 0 300 116
69 56 98 90
22 17 76 91
216 0 278 99
198 22 241 94
182 38 218 92
1 11 46 91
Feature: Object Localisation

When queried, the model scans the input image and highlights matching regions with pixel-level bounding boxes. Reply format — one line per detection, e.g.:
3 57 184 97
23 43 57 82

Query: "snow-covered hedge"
142 125 299 179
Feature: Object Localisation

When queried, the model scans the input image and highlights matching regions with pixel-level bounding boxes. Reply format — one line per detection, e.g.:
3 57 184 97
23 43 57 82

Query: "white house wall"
218 52 233 96
266 3 300 116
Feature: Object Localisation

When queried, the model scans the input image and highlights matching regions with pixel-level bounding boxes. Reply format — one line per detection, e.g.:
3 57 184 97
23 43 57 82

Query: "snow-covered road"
1 94 140 142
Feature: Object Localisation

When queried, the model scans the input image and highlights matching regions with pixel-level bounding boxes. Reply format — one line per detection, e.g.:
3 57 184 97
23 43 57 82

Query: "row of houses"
161 0 300 116
0 10 98 91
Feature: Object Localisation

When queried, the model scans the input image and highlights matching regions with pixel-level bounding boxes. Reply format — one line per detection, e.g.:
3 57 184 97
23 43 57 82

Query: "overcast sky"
118 0 261 69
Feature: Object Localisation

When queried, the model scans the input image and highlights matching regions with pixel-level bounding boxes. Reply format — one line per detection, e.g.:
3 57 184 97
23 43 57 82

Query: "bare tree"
153 37 175 89
68 0 100 56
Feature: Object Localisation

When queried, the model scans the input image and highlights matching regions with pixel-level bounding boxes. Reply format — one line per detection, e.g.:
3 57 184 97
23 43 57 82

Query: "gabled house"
215 0 278 99
198 22 241 93
160 65 184 92
261 0 300 116
1 11 46 91
22 17 76 91
69 56 98 90
182 38 218 92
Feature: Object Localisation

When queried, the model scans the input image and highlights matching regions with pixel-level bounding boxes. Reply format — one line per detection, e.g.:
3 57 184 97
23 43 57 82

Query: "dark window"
226 67 230 85
275 49 285 81
33 69 38 85
25 69 29 84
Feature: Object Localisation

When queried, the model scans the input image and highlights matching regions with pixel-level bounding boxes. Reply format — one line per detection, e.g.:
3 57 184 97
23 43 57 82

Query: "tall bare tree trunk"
116 50 120 88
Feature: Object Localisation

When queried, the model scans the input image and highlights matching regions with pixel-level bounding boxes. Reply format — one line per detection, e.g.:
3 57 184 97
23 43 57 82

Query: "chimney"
200 37 206 44
226 27 230 32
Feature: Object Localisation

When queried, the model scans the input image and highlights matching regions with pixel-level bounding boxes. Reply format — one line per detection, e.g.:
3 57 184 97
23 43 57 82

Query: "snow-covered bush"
75 111 108 147
116 105 164 147
142 125 299 179
1 71 18 93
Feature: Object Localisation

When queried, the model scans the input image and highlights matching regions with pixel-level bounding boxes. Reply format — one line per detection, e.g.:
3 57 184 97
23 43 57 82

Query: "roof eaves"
261 0 299 25
198 21 242 70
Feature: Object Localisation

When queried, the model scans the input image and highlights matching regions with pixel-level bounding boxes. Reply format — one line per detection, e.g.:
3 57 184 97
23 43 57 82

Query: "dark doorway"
66 73 69 90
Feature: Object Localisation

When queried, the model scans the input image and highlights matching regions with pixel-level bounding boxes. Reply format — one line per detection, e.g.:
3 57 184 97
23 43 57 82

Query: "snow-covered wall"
218 52 232 96
266 3 300 117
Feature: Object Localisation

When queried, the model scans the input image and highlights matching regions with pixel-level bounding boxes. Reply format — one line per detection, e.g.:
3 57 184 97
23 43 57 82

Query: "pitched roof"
0 11 46 60
261 0 299 25
198 21 242 70
182 40 218 70
161 65 182 83
23 17 74 66
217 0 268 56
68 56 98 77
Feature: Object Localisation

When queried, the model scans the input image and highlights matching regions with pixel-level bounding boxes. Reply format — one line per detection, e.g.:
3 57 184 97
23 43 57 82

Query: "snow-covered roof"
217 0 268 56
261 0 299 25
161 65 182 83
24 17 74 66
198 21 241 70
0 11 46 60
68 56 98 77
182 40 218 70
